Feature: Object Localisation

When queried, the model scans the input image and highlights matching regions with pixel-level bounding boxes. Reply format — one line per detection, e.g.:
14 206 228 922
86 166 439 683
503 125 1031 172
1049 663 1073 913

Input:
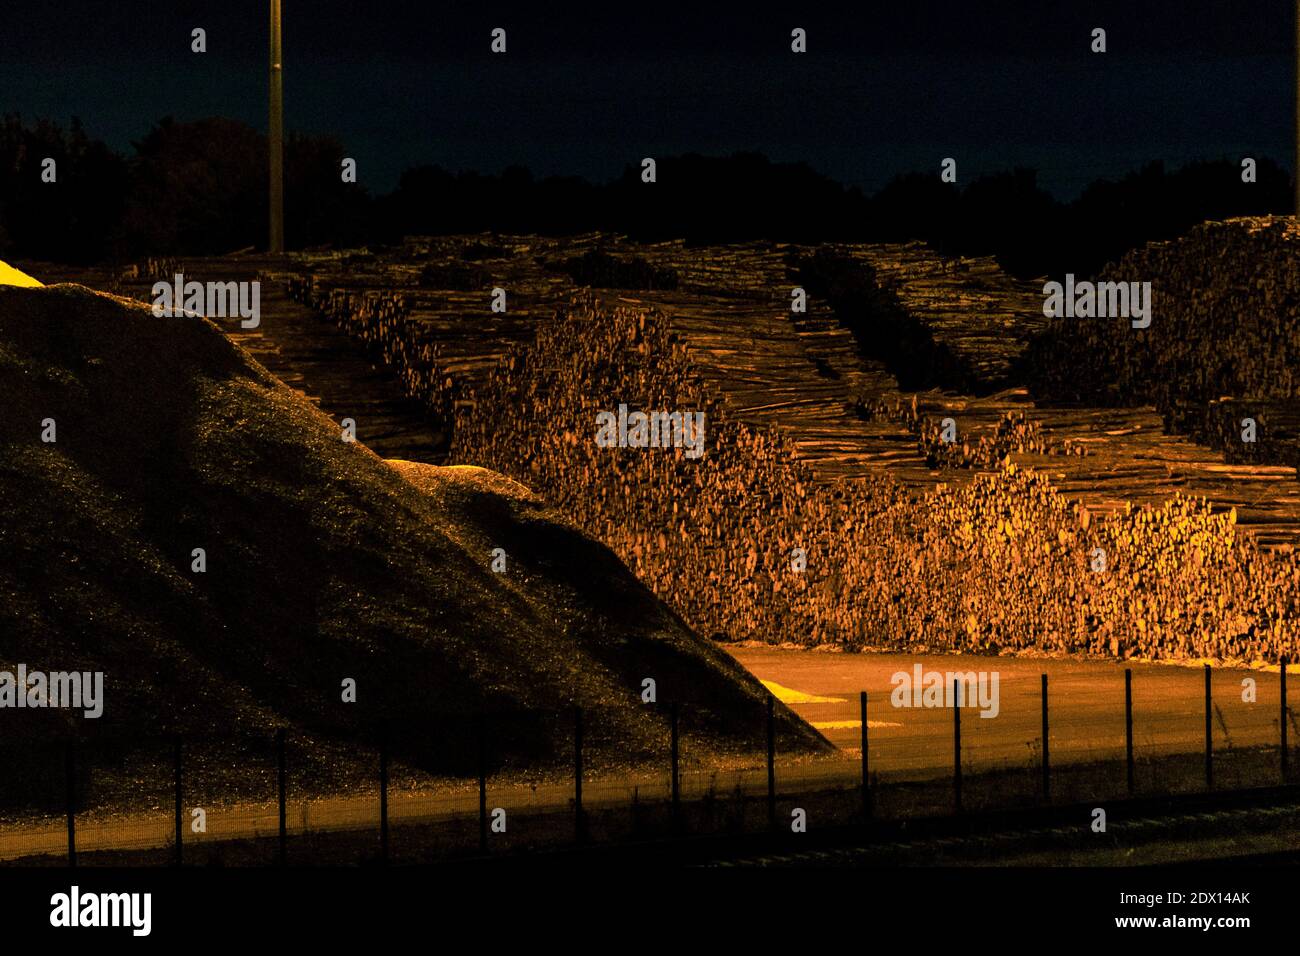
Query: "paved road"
728 647 1294 772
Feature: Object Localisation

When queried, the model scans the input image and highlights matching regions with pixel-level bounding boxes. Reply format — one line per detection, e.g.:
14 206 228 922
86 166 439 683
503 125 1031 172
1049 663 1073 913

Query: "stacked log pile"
47 234 1300 657
285 237 579 433
52 234 1300 556
451 289 911 647
611 289 920 483
1024 216 1300 470
550 247 680 290
800 242 1048 391
183 231 1300 658
451 291 1300 662
792 243 1300 549
631 239 789 298
279 234 1300 549
13 256 180 296
282 234 1048 485
1166 398 1300 471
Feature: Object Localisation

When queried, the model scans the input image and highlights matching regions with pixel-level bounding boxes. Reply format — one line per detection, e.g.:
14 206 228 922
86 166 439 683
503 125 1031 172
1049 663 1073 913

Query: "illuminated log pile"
1166 398 1300 471
46 235 1294 559
451 288 919 646
284 236 942 479
283 235 1064 484
607 240 1031 481
285 237 580 431
798 242 1049 392
788 243 1093 473
1025 216 1300 470
277 235 1300 550
450 290 1300 662
790 241 1300 549
47 234 1300 658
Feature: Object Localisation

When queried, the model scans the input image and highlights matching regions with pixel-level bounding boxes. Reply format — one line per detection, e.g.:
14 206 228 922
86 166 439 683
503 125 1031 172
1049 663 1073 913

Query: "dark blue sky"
1 1 1292 197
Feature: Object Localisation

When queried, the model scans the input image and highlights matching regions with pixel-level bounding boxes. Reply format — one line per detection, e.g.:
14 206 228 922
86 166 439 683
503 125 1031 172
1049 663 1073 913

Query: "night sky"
1 0 1292 197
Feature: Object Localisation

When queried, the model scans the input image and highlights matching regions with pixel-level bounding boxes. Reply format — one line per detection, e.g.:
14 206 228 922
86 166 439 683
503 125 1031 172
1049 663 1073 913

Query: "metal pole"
65 741 76 867
1295 0 1300 215
1125 668 1135 794
1204 664 1213 791
173 736 183 867
276 729 286 865
766 696 776 830
670 702 680 830
860 690 871 818
269 0 285 253
1283 657 1290 782
953 679 962 814
1040 674 1050 803
574 706 584 843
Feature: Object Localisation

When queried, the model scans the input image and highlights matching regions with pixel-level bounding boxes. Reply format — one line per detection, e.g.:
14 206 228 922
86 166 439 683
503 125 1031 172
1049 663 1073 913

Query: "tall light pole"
1296 0 1299 215
269 0 285 253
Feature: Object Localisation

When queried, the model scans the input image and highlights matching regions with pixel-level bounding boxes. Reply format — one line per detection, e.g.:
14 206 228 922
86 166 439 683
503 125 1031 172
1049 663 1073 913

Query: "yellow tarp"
759 679 844 704
0 261 42 287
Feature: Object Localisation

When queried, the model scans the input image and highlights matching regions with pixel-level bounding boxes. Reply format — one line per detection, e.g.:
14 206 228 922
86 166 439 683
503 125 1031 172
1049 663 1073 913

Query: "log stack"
285 236 579 434
789 238 1300 548
206 230 1300 661
1025 216 1300 470
799 242 1049 392
276 234 1300 549
450 290 1300 663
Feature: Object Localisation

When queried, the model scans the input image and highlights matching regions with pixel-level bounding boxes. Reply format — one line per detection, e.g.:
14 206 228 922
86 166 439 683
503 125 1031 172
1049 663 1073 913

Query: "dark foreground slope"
0 284 824 777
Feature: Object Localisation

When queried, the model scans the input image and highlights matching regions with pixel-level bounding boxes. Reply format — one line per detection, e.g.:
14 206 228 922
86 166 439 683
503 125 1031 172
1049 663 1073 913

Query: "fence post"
860 690 871 819
574 706 585 843
670 702 680 831
953 679 962 814
766 695 776 831
276 729 287 866
1282 657 1289 783
1125 668 1134 794
1041 674 1050 803
172 736 183 866
478 715 488 853
1204 664 1213 791
379 727 389 864
65 740 76 868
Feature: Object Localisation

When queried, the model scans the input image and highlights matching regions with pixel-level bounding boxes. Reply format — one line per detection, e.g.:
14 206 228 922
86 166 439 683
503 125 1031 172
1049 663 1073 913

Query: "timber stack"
102 225 1300 660
1025 216 1300 470
451 289 1300 662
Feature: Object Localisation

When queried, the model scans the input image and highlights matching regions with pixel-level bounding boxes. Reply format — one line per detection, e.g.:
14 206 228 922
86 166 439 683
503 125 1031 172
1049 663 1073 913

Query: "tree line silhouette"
0 114 1290 279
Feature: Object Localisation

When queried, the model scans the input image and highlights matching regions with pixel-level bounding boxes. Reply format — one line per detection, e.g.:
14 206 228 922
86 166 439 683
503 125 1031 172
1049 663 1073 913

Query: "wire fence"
0 661 1295 865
